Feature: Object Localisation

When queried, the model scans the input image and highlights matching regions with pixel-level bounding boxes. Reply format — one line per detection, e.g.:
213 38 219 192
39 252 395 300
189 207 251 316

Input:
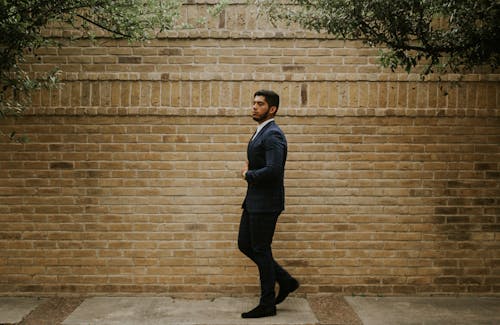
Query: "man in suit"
238 89 299 318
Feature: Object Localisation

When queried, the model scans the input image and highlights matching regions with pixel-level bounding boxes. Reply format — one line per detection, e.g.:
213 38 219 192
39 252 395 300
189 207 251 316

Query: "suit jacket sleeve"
245 129 286 184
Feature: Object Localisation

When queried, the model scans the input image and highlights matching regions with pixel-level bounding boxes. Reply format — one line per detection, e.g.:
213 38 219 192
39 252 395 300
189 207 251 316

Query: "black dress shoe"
276 277 299 304
241 304 277 318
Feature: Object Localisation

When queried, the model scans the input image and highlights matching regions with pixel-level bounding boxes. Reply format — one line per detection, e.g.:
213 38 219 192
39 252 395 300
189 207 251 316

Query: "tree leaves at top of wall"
0 0 182 141
254 0 499 76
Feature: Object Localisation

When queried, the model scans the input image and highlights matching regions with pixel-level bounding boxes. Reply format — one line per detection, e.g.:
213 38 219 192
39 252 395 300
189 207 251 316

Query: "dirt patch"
307 294 363 325
19 297 84 325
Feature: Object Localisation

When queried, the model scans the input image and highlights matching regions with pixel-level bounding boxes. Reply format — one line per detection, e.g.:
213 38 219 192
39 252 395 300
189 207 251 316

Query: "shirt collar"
256 118 274 132
252 118 274 141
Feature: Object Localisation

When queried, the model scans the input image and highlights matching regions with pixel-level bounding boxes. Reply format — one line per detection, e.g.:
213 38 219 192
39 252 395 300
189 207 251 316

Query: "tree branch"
76 13 131 38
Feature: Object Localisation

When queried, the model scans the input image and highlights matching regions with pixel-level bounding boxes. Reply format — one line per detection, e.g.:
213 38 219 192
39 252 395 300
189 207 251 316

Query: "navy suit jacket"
242 121 287 213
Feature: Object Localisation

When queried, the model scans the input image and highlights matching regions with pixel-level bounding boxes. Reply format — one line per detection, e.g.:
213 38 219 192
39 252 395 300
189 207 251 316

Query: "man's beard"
252 107 271 122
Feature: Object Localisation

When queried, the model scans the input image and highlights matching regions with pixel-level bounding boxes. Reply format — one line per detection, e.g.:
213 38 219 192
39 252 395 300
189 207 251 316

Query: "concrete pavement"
1 295 499 325
62 297 318 325
345 296 500 325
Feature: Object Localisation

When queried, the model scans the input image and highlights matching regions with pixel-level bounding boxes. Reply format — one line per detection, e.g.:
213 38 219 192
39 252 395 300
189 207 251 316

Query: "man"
238 89 299 318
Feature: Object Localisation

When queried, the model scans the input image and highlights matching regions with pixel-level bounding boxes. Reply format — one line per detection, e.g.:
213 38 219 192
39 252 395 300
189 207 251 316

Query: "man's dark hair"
254 89 279 110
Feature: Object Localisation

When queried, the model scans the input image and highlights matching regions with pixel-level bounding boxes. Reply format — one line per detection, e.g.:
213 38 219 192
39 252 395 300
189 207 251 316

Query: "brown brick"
118 56 142 64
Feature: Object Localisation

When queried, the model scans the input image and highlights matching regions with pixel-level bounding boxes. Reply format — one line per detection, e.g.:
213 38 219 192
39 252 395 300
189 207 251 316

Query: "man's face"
252 95 275 123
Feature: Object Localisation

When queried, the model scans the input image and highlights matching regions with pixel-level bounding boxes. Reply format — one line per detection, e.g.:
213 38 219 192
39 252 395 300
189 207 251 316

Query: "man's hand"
241 161 249 179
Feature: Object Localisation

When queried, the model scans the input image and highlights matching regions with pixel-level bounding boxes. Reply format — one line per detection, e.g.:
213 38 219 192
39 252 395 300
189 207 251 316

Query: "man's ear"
270 106 278 115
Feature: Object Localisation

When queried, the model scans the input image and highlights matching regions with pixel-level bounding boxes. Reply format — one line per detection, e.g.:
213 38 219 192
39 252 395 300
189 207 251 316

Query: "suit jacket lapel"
252 121 274 143
247 121 275 156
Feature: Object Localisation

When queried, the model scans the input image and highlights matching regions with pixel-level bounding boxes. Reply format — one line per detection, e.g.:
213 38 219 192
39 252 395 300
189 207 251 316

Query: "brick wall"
0 1 499 296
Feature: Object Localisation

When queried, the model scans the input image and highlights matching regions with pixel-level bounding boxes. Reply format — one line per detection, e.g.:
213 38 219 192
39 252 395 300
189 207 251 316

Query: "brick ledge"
23 106 500 118
57 72 500 82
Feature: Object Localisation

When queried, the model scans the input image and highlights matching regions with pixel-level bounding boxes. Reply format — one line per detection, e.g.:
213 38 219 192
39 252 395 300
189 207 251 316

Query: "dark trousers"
238 209 292 306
